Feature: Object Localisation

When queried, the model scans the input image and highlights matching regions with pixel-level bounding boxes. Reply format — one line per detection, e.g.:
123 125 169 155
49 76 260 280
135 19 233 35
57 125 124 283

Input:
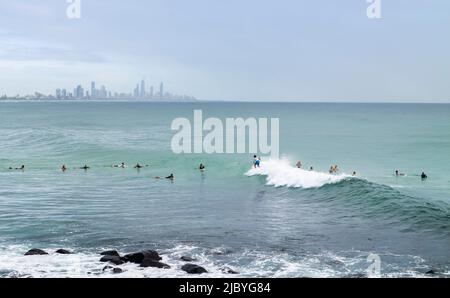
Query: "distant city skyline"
0 1 449 102
1 79 196 101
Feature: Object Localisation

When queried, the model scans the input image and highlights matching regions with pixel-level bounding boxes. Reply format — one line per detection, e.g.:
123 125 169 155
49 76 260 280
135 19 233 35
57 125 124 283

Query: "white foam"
245 159 350 189
0 244 439 278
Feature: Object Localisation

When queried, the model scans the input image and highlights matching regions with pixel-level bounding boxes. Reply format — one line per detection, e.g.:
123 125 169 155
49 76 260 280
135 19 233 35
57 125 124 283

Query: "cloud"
0 37 108 63
0 0 55 18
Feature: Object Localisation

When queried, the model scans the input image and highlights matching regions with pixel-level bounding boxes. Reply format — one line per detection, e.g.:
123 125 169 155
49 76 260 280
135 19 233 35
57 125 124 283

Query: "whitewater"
246 159 351 189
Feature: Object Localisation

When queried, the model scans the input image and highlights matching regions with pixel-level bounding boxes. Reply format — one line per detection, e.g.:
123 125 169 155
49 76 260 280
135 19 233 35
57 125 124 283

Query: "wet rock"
181 264 208 274
221 267 239 274
140 258 171 269
180 256 196 262
25 249 48 256
100 255 124 265
123 250 161 264
113 268 123 274
102 266 114 272
100 250 120 257
55 249 72 255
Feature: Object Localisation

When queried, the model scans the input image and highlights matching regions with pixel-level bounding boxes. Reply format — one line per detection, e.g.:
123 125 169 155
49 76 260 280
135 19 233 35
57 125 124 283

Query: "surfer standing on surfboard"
253 155 261 168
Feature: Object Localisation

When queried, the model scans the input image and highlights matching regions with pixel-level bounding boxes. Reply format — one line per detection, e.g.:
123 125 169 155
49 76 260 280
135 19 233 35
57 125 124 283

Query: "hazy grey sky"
0 0 449 102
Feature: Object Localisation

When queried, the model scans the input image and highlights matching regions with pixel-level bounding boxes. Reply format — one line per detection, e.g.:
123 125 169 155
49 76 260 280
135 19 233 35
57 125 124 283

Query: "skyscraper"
101 85 107 98
91 81 96 99
55 89 61 99
75 85 84 98
150 86 154 98
160 82 164 99
133 84 139 98
140 80 146 98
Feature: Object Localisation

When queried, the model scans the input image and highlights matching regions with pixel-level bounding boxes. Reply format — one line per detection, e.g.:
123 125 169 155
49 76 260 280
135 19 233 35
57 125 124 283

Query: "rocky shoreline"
23 248 239 276
16 248 441 278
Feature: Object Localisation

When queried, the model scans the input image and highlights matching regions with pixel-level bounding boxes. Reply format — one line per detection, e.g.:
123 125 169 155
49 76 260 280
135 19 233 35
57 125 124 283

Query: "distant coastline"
0 97 198 103
2 98 450 104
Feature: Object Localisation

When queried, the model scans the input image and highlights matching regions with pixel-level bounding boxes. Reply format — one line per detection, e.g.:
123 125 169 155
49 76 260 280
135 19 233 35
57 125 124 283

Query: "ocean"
0 101 449 278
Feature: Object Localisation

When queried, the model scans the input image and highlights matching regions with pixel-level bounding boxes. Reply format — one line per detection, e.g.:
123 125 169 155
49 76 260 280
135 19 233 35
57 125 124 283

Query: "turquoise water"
0 101 449 277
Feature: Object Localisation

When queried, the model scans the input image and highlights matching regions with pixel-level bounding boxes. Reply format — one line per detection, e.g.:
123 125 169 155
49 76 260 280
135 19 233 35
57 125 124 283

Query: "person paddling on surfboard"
395 170 405 176
9 165 25 170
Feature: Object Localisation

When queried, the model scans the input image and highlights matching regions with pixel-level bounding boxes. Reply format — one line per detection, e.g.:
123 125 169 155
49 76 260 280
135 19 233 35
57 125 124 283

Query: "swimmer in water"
199 163 205 171
166 174 174 180
352 171 357 176
296 161 302 169
80 165 90 170
61 164 67 172
134 163 143 169
253 155 261 168
309 166 314 171
329 166 334 174
421 172 428 180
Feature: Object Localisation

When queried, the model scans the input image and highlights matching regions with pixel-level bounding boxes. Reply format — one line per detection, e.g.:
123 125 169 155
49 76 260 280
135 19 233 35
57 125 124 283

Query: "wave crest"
245 159 351 189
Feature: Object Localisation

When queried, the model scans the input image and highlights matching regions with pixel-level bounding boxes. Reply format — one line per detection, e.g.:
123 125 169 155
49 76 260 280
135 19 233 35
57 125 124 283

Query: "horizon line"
2 98 450 104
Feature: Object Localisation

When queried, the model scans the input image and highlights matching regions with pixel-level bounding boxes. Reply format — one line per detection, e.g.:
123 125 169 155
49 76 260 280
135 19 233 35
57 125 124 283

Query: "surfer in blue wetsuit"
253 155 261 168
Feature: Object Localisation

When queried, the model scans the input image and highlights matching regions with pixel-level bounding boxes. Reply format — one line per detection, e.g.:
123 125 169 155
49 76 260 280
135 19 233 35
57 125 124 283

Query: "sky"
0 0 449 102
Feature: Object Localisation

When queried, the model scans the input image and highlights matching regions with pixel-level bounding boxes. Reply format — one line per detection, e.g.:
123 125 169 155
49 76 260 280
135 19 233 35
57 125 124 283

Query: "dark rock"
102 266 113 271
100 255 124 265
123 250 161 264
113 268 123 274
425 270 435 275
100 250 120 257
181 264 208 274
55 249 72 255
140 258 171 269
221 267 239 274
180 256 196 262
25 249 48 256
